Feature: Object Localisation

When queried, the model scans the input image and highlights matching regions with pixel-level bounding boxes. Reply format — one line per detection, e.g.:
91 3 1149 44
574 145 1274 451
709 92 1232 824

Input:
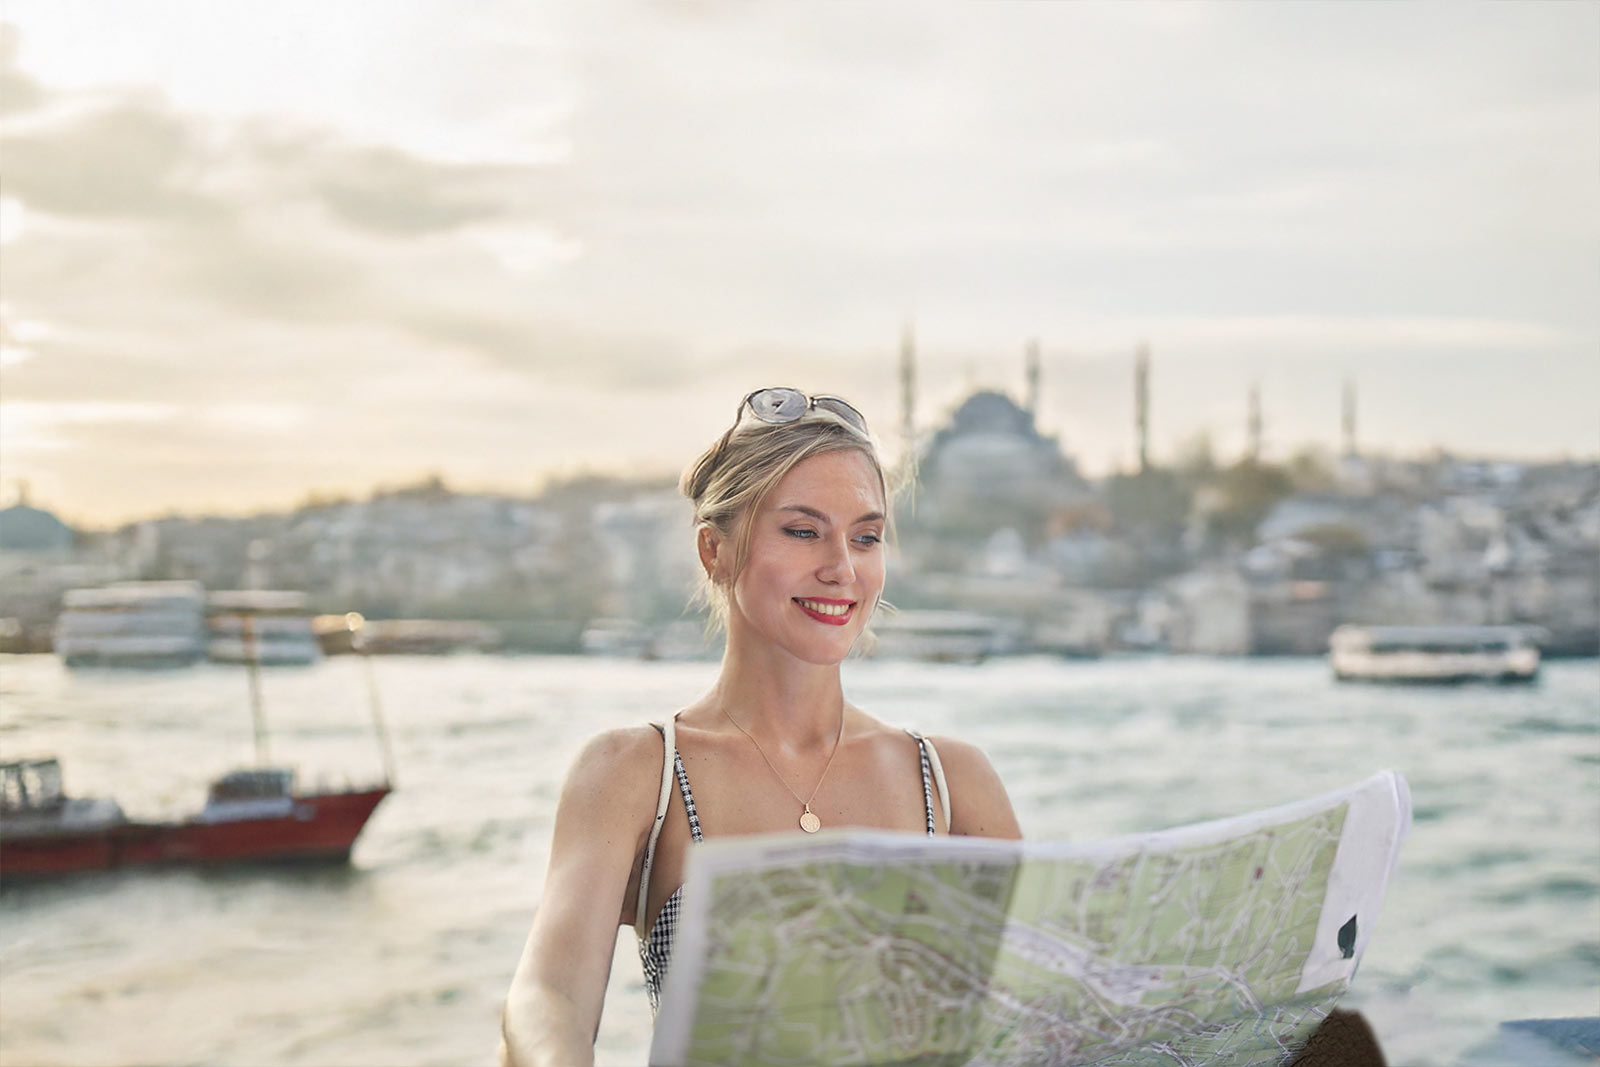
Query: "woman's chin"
781 630 863 667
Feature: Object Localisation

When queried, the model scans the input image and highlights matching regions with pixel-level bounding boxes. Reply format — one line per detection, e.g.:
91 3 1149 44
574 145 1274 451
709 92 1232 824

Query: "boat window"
1 760 64 811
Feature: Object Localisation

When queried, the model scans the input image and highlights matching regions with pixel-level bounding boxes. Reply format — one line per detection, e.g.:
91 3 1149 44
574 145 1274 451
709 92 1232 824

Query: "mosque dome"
0 502 76 552
944 390 1039 437
910 389 1090 549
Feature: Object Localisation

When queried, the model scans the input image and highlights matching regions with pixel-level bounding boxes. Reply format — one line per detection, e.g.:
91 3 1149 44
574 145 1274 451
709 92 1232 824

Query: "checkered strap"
637 716 703 1015
906 729 950 834
673 749 703 843
634 717 677 938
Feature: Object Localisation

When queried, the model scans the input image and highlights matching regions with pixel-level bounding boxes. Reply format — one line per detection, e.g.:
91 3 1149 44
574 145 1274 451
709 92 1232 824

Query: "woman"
500 388 1021 1067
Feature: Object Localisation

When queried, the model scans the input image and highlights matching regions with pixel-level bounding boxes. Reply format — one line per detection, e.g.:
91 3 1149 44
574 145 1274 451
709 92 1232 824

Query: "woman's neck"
709 630 846 748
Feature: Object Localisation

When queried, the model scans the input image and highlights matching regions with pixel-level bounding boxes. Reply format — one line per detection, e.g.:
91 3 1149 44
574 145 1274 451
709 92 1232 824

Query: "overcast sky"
1 1 1596 526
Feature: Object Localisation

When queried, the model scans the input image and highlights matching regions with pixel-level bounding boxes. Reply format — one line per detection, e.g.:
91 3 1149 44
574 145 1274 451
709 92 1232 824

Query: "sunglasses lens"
813 397 868 433
746 387 809 423
741 388 868 432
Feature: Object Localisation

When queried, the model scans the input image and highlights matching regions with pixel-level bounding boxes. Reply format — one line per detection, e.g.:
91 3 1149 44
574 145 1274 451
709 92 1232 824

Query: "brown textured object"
1287 1009 1388 1067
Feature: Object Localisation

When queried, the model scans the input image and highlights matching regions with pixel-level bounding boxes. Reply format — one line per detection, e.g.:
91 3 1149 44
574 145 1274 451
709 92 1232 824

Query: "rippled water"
1 653 1595 1066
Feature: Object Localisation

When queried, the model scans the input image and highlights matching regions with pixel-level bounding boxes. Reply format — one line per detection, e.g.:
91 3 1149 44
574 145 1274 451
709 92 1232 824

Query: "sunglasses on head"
736 387 868 434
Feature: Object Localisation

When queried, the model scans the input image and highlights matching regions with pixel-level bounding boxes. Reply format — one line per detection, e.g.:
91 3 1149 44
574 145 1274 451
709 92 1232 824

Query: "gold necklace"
723 707 845 833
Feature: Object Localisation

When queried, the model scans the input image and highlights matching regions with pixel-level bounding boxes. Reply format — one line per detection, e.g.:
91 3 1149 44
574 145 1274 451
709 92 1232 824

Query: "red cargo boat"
0 613 393 881
1 761 390 878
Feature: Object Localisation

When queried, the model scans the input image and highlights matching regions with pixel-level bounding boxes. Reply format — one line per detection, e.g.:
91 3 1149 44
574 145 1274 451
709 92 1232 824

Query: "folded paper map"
650 770 1410 1067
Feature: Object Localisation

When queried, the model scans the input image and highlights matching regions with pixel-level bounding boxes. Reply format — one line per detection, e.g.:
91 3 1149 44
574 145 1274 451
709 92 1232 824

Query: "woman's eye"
784 527 818 539
855 533 883 546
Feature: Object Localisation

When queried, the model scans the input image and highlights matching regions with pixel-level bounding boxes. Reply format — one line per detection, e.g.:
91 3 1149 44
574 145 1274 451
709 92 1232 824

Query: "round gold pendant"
799 809 821 833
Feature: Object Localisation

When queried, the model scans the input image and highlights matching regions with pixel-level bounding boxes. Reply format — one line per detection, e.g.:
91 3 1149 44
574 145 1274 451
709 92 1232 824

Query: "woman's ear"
697 526 723 581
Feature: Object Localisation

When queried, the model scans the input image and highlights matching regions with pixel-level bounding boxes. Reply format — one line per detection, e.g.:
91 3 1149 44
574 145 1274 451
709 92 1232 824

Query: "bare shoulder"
554 724 667 829
569 723 665 777
923 735 1003 791
928 734 1022 840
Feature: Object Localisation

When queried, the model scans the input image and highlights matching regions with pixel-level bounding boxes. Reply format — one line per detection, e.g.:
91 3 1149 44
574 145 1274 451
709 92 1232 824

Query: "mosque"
0 485 83 652
893 331 1098 576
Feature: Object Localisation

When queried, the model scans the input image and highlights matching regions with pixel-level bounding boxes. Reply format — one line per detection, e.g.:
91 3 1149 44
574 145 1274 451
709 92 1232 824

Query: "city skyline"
1 2 1596 526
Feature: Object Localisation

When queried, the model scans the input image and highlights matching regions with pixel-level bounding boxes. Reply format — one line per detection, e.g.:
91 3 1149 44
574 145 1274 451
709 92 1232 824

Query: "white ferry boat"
206 590 320 665
868 610 1014 664
1328 624 1541 684
54 581 208 667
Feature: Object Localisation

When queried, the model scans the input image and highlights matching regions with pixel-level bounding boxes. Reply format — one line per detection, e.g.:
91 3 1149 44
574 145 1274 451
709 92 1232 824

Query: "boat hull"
0 787 389 881
1328 624 1542 685
1332 667 1540 685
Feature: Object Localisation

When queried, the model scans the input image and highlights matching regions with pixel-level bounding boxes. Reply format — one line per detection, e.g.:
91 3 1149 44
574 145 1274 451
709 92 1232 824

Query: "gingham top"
636 723 947 1015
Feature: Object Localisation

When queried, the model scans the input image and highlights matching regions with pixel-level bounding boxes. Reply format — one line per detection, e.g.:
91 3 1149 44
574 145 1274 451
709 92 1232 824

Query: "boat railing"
1331 624 1542 655
207 768 295 802
1 758 67 814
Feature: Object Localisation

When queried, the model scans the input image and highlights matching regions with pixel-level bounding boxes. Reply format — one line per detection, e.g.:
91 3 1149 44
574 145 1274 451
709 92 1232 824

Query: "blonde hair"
680 400 892 632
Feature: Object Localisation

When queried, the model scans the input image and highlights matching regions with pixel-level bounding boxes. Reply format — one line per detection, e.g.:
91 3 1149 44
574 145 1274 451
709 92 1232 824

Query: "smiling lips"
794 597 855 626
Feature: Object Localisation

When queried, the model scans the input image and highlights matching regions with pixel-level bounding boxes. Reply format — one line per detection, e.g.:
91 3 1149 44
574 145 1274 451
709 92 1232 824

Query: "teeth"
796 599 851 616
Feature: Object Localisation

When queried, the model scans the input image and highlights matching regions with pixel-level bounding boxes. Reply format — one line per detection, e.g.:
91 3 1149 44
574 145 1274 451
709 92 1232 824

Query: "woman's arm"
931 736 1022 839
499 728 659 1067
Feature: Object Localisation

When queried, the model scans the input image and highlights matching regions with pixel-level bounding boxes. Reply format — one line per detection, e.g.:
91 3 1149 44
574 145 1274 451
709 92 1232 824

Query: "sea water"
0 653 1595 1066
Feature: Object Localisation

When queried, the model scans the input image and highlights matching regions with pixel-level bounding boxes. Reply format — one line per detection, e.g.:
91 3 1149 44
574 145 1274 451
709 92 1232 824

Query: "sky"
0 1 1596 527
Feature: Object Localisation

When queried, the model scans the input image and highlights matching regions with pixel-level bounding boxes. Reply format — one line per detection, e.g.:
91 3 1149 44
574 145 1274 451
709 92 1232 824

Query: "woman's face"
722 449 887 665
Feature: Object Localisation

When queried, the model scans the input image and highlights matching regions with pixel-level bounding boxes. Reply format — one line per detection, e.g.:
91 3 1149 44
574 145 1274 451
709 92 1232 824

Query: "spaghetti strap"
635 716 676 938
673 749 704 842
923 735 951 830
636 715 704 1015
905 729 951 834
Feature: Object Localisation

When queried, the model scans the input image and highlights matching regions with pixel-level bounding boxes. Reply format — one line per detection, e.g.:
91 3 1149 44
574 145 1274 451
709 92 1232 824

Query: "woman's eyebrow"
778 504 885 525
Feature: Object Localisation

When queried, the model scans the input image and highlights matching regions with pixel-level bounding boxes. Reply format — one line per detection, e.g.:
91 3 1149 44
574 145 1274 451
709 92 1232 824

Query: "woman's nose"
816 535 855 584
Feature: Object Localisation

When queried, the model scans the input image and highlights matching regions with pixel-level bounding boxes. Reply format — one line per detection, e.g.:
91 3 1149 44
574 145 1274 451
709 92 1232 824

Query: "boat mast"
348 613 396 787
242 613 269 764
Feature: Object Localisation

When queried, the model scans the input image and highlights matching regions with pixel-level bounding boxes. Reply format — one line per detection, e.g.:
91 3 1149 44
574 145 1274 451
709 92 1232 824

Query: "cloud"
310 145 528 237
0 61 673 398
0 3 1595 523
1 99 224 221
0 24 43 116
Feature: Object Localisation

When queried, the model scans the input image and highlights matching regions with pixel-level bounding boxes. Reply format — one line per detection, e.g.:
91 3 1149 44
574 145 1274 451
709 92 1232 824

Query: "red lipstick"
793 597 854 626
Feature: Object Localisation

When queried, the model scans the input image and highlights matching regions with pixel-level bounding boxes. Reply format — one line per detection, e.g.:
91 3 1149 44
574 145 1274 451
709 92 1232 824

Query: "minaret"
1342 377 1358 458
1024 338 1042 424
1247 384 1263 463
899 321 916 456
1134 343 1150 474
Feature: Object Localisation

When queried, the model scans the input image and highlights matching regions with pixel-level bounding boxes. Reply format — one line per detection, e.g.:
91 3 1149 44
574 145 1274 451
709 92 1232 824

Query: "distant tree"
378 473 453 502
1172 432 1219 483
1205 460 1295 546
1105 468 1190 534
536 472 674 511
1285 447 1338 493
296 489 354 511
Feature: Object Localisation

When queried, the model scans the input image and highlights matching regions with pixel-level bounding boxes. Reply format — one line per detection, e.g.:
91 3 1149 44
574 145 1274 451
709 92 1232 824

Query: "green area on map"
678 805 1349 1067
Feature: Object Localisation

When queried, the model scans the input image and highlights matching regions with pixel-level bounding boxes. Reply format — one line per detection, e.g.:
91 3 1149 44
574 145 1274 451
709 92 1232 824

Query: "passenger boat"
868 609 1012 664
54 581 208 668
207 590 320 665
312 616 499 655
1 615 393 881
1328 624 1542 684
